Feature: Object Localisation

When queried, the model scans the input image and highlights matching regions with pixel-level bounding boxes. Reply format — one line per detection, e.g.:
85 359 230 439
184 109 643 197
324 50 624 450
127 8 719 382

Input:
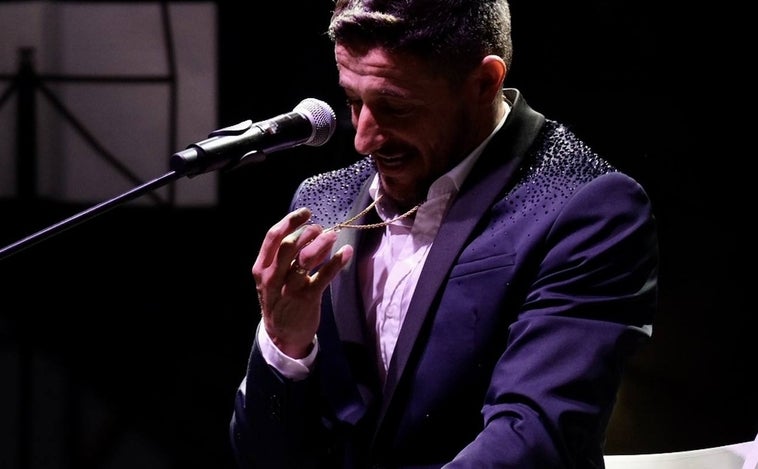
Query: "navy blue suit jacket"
230 89 659 468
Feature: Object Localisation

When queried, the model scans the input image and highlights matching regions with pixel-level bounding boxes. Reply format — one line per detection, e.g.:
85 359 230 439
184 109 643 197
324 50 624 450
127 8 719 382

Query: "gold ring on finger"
290 260 309 276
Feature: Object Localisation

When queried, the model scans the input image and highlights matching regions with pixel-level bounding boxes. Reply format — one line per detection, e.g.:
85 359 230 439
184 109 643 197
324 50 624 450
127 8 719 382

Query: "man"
230 0 658 467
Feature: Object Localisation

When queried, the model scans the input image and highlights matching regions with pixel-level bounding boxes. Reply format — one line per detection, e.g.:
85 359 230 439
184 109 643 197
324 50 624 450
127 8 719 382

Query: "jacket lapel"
376 89 546 428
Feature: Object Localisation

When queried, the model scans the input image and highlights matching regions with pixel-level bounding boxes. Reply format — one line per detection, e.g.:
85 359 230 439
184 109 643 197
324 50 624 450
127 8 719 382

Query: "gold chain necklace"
323 194 423 233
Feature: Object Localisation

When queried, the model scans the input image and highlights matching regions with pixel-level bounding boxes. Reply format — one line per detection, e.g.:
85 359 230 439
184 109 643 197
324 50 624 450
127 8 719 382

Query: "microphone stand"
0 96 337 262
0 170 183 261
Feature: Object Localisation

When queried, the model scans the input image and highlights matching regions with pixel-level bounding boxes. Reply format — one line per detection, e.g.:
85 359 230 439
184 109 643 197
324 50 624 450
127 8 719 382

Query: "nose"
353 106 387 155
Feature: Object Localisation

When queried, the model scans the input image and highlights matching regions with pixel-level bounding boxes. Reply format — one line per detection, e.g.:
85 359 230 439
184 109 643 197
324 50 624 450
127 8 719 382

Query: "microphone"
170 98 336 177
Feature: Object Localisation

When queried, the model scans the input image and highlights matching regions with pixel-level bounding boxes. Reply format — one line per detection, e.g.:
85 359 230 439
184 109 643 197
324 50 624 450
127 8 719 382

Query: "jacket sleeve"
446 172 658 468
229 328 323 469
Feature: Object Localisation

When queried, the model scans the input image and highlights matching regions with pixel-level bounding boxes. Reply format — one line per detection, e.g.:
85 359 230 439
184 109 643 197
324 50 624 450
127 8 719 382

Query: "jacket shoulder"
292 156 376 227
524 119 618 186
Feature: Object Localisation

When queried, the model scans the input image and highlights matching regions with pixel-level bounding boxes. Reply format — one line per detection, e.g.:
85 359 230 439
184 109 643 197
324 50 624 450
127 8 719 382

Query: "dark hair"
328 0 512 83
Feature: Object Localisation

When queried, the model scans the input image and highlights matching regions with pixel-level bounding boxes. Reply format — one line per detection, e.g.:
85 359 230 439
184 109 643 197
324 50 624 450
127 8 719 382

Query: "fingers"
276 223 322 274
253 206 353 309
309 244 353 288
290 228 338 272
253 206 350 293
253 207 312 274
285 229 352 287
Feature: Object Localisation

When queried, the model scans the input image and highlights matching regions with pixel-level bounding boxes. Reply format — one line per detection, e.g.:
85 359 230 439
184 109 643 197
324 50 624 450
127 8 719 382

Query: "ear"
476 55 507 102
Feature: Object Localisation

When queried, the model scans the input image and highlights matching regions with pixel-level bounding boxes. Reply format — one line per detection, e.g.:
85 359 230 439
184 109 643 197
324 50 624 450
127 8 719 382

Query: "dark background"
1 1 754 468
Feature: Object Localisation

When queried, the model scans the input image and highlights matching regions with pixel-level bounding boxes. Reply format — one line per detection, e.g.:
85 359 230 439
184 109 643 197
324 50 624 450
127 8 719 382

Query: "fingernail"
291 225 307 239
335 244 353 262
294 207 310 217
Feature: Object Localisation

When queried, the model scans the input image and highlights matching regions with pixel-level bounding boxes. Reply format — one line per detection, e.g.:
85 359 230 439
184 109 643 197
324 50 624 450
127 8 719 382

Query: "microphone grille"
295 98 337 147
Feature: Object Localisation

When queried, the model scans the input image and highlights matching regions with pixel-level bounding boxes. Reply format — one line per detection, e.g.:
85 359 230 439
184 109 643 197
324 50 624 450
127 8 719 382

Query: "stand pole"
0 170 183 261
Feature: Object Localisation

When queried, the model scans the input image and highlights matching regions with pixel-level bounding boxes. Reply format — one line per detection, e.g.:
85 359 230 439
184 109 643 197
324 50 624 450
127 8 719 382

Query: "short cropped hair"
328 0 512 83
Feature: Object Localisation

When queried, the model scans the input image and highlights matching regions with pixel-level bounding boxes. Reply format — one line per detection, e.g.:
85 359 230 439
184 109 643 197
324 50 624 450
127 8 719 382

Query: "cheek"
445 107 478 158
418 118 460 170
413 108 448 146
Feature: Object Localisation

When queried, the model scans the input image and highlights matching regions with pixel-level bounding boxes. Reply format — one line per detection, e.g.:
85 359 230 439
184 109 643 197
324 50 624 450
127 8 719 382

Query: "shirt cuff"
257 321 318 381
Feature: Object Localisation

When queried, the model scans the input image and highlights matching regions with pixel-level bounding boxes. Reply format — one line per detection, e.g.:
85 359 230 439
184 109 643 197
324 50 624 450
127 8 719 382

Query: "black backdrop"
1 1 754 468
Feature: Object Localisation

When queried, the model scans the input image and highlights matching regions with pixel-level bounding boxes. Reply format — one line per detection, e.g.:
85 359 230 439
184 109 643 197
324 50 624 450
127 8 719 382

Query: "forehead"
335 44 447 96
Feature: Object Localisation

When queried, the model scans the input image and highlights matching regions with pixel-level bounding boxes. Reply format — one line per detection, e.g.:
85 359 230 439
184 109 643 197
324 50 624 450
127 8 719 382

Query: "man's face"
335 44 480 209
